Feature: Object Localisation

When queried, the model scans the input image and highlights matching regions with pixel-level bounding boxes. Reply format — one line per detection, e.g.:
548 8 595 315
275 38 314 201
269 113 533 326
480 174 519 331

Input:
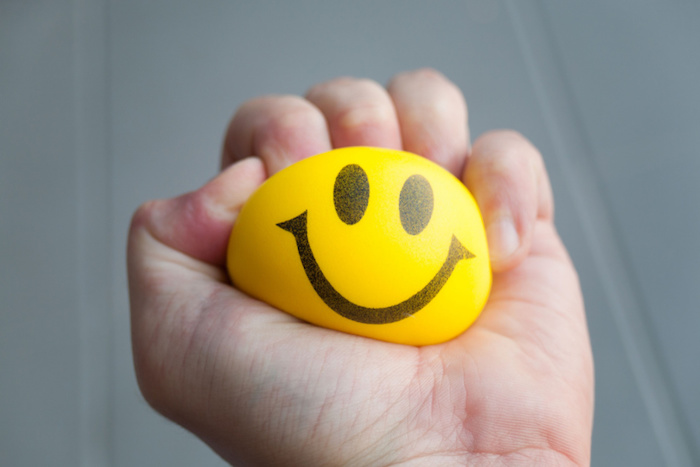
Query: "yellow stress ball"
227 147 491 346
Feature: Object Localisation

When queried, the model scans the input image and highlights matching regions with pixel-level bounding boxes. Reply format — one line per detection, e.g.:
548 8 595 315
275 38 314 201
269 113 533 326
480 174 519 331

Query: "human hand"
128 69 594 466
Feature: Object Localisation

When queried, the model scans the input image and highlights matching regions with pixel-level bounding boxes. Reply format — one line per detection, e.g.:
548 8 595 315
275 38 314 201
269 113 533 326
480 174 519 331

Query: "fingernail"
486 216 519 263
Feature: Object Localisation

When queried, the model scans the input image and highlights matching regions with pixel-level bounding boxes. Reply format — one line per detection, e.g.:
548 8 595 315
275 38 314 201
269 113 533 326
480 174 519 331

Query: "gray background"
2 1 699 465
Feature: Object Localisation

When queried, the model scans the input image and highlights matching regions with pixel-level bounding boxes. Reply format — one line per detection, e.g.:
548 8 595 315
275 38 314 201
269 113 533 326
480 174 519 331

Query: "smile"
278 211 475 324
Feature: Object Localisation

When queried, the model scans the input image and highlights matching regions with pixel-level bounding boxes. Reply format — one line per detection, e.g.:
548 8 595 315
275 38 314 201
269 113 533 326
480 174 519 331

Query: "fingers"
222 95 332 174
221 73 546 276
388 69 469 176
464 130 554 272
306 77 402 149
221 77 404 177
129 157 266 268
223 69 471 182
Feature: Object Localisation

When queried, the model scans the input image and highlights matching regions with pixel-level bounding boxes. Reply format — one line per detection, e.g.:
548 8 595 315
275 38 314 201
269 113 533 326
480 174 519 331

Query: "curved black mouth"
278 211 475 324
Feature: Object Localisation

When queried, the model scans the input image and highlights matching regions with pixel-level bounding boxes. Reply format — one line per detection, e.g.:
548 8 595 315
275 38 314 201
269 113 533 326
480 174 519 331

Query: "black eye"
334 164 369 225
399 174 433 235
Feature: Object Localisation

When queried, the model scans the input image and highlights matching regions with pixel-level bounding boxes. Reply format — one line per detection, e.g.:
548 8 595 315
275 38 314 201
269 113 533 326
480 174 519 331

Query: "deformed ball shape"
227 147 491 346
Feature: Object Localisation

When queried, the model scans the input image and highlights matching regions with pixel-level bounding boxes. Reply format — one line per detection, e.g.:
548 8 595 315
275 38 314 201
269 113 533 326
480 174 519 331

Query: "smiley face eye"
334 164 370 225
399 174 433 235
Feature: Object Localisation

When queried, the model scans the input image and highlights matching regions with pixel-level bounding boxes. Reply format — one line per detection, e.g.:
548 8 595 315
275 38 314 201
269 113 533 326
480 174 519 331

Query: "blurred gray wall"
1 1 699 465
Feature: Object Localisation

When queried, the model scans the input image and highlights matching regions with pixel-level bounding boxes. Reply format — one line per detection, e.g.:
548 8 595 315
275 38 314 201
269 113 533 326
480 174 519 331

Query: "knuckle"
483 129 526 146
477 130 541 166
401 99 451 128
235 94 307 118
336 101 394 132
390 69 467 121
306 77 351 100
392 67 444 85
255 104 327 154
412 68 457 93
266 101 324 135
306 77 396 132
234 95 326 153
470 129 554 220
392 68 461 94
350 77 386 95
129 200 159 233
266 93 312 111
307 76 386 102
412 67 445 80
233 95 272 118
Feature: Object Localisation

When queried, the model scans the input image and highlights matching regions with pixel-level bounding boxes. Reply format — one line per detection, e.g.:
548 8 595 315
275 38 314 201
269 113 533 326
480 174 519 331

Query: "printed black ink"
399 174 433 235
333 164 369 225
277 211 475 324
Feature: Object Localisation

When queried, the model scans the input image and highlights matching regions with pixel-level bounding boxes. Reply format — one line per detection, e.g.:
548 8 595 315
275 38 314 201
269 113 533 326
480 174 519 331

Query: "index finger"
221 95 332 175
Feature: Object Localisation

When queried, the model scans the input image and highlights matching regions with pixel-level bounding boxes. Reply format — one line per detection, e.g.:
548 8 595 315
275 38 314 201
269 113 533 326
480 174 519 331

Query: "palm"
142 218 590 465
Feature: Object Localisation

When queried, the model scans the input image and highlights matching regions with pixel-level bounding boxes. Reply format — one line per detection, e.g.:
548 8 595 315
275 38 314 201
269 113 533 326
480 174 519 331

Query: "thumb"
128 156 266 269
126 156 266 422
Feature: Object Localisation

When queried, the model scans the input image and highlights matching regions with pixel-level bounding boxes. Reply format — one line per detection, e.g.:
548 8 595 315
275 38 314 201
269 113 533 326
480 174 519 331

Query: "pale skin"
128 69 594 466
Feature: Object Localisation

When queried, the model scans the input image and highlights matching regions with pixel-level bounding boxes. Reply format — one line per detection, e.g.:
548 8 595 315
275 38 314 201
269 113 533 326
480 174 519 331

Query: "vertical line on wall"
74 0 114 464
504 1 697 465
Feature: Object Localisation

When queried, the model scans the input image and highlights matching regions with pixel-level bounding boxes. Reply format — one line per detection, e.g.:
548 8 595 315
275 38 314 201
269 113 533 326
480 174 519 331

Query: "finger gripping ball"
227 147 491 346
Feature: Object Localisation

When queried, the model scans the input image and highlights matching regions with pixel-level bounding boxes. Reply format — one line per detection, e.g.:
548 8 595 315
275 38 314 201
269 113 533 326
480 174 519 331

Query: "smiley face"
227 147 491 346
276 165 475 324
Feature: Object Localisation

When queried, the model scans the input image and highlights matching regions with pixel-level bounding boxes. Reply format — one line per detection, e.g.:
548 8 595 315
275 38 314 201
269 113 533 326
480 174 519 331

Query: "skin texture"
128 69 594 466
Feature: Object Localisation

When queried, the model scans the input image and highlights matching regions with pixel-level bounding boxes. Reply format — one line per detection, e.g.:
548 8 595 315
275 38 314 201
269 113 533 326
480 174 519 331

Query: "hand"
128 69 594 466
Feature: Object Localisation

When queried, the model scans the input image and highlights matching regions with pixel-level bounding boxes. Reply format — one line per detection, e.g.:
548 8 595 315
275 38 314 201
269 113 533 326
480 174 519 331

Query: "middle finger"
306 77 402 149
